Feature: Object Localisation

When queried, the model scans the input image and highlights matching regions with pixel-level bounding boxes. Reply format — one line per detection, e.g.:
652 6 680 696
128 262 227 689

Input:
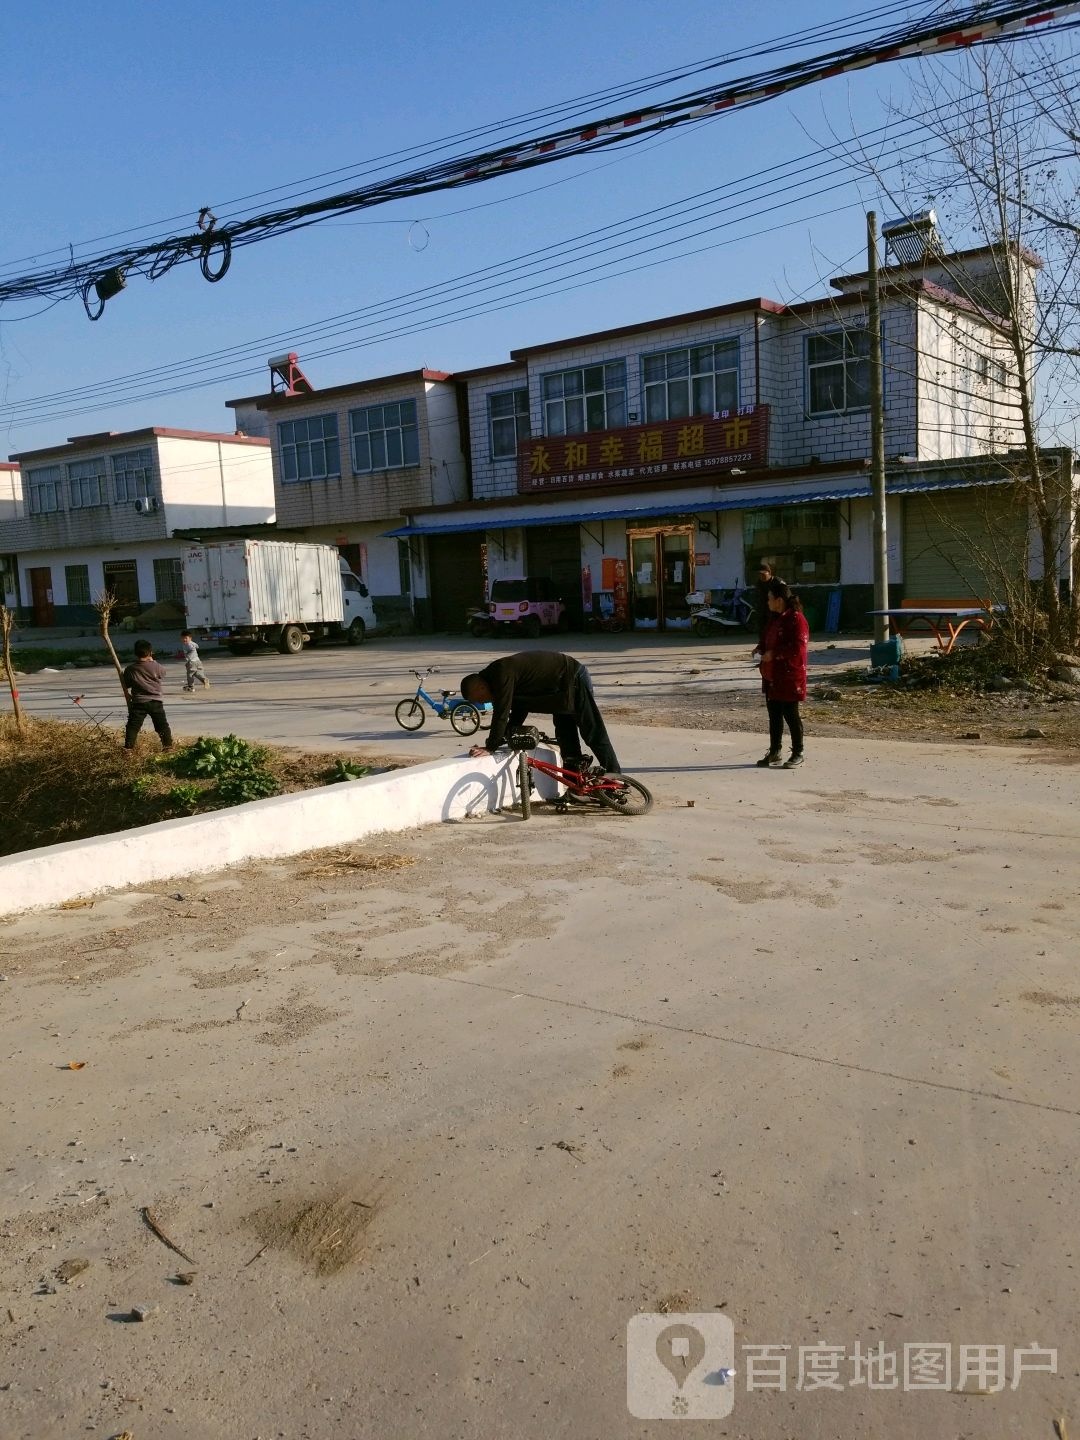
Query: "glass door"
628 528 695 630
629 534 660 629
661 532 693 630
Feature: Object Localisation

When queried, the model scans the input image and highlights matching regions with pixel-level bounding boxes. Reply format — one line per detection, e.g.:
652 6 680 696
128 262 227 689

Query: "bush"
172 734 268 777
171 733 278 805
216 769 278 803
167 782 202 813
325 758 373 783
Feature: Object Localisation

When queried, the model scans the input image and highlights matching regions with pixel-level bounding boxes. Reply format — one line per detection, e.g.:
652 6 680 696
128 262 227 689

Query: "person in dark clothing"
122 639 173 751
461 651 620 773
752 561 783 658
756 579 809 769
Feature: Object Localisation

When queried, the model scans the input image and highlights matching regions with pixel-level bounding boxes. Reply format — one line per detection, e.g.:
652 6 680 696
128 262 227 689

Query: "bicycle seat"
440 690 451 699
507 725 542 751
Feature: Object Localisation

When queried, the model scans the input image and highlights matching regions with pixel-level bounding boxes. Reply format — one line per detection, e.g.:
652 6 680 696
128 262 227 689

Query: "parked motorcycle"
583 612 627 634
686 583 756 637
466 605 495 638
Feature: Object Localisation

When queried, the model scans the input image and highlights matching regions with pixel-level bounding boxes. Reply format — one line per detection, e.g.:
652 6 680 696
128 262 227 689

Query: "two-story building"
1 428 274 625
389 241 1061 632
227 368 466 631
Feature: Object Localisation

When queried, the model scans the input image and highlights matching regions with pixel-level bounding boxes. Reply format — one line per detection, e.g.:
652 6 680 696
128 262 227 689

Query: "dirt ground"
1 726 1078 1439
610 681 1080 750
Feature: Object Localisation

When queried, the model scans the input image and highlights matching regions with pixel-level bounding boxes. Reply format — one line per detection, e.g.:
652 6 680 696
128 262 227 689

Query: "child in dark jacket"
756 579 809 769
122 640 173 751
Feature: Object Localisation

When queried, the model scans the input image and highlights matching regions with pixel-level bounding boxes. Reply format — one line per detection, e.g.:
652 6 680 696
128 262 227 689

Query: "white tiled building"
390 242 1062 632
1 428 273 625
227 368 467 628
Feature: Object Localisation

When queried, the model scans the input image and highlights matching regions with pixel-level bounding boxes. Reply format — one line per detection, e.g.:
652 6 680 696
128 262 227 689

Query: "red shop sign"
517 405 769 495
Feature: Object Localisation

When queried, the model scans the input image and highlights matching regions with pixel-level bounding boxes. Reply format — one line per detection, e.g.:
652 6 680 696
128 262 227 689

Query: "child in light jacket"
180 630 210 691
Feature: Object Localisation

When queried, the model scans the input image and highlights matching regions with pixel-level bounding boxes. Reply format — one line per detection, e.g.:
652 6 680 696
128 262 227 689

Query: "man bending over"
462 651 620 774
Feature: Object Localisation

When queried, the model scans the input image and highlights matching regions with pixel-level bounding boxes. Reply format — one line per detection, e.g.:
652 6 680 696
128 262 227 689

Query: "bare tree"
845 42 1080 658
93 590 129 704
1 604 26 734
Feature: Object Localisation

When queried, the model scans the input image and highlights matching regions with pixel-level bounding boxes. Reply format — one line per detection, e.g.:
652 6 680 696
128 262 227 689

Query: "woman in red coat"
756 579 809 769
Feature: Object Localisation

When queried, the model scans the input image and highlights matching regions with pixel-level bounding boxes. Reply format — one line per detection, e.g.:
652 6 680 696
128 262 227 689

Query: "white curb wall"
0 748 562 919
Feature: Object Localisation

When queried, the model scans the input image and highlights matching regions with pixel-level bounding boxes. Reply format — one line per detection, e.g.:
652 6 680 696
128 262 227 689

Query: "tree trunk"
1 605 25 735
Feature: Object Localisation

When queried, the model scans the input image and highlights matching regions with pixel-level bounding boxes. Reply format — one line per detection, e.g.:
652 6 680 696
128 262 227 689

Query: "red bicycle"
507 727 653 820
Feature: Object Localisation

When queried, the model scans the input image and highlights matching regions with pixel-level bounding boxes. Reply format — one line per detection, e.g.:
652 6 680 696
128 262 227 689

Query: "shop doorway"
525 524 583 628
28 567 54 626
428 533 484 632
627 527 694 631
102 560 140 618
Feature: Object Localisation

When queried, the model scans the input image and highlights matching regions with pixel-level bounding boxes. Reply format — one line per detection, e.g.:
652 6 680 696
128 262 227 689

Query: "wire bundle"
1 0 1076 317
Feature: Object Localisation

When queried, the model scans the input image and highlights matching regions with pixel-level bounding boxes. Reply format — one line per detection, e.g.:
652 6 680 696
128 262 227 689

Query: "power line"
0 0 950 278
4 57 1074 431
2 0 1076 316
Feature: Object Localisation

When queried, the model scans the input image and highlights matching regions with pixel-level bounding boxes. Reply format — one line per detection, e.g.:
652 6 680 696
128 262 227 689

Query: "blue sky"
0 1 1058 454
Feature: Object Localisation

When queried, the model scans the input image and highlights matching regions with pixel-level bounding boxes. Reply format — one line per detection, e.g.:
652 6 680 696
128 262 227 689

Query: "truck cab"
340 559 378 643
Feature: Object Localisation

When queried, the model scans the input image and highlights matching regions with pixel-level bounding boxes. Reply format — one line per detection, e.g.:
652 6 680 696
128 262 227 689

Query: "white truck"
181 540 378 655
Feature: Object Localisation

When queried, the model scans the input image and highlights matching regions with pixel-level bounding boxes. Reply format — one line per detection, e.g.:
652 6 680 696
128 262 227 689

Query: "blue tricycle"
395 668 489 736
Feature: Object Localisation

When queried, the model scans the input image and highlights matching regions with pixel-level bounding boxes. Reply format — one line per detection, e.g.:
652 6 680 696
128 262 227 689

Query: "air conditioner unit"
134 496 159 515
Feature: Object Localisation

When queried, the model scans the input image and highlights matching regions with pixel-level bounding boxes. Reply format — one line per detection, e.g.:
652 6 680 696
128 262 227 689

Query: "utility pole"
867 210 889 646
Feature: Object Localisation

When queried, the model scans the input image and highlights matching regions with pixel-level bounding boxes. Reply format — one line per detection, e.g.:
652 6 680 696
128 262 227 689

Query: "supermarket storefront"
389 464 1026 634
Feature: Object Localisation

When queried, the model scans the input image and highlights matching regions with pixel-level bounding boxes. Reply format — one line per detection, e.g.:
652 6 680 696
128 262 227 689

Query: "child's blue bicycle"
395 668 487 736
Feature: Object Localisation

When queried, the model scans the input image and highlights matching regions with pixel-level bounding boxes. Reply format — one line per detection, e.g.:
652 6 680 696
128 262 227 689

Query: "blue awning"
383 475 1014 538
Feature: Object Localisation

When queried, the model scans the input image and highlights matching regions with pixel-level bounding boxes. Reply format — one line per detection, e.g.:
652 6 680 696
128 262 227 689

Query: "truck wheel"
347 618 366 645
279 625 305 655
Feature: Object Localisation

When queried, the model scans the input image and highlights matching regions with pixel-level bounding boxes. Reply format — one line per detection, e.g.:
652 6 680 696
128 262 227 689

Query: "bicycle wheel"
450 701 481 736
518 749 532 820
594 774 653 817
395 698 426 731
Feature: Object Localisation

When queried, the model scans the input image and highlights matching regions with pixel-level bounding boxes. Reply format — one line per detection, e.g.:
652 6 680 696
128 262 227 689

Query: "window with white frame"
643 340 739 422
542 361 626 436
113 447 155 502
488 388 530 459
68 457 107 509
806 329 871 415
65 564 91 605
26 465 63 515
349 400 419 472
279 414 341 482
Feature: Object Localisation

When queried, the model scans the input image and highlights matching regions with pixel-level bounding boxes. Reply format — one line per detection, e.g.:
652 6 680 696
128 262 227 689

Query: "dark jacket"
761 608 809 703
479 651 581 750
123 658 167 703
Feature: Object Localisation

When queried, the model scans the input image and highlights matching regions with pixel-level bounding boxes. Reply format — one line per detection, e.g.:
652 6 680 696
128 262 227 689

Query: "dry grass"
247 1191 378 1276
0 716 401 858
299 850 417 879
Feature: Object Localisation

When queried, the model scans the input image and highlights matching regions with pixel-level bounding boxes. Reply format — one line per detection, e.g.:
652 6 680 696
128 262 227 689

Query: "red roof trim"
829 240 1043 289
784 277 1009 328
509 298 785 359
256 367 454 410
453 361 526 381
10 427 270 462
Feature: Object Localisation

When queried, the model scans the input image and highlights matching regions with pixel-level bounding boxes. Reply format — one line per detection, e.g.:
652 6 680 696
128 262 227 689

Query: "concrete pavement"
14 631 921 765
0 692 1077 1436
